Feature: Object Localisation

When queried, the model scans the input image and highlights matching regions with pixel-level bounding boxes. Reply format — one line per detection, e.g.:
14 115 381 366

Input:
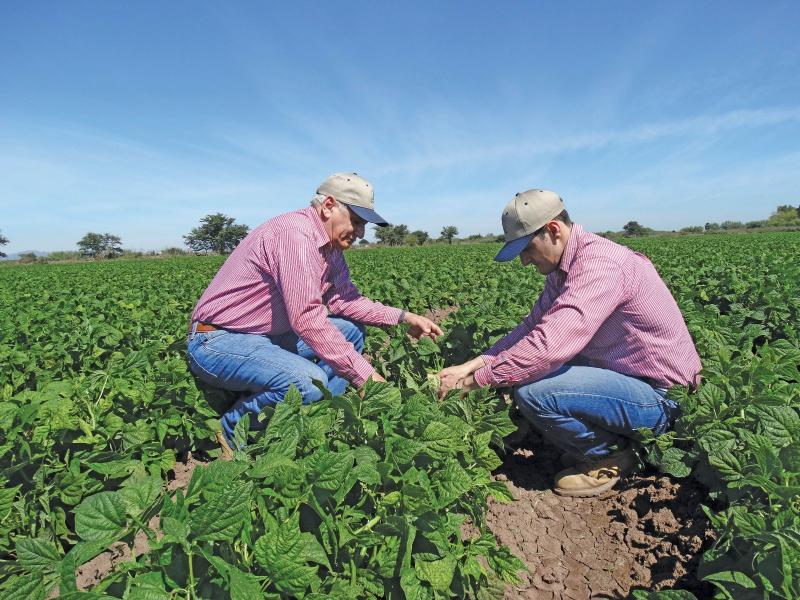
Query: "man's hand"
403 312 443 340
437 373 480 399
367 371 387 384
438 363 474 391
358 371 387 397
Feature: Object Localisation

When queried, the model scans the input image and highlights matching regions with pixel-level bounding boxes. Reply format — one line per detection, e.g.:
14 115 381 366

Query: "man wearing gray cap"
188 172 442 457
437 189 701 497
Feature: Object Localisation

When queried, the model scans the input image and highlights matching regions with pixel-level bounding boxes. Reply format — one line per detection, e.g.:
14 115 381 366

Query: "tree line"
617 205 800 237
3 204 799 261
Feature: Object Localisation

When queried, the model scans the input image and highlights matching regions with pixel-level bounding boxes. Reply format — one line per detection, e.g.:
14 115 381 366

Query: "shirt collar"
558 223 583 274
302 206 333 250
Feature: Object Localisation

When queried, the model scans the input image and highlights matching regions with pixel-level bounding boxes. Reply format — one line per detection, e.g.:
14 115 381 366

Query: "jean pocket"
199 329 229 346
187 351 221 386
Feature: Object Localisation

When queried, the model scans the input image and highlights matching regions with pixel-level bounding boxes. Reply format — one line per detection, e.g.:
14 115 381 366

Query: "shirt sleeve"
480 274 560 369
269 230 375 386
324 251 404 326
474 258 627 387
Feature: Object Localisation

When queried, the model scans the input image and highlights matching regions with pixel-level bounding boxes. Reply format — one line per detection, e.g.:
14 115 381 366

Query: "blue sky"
2 1 799 253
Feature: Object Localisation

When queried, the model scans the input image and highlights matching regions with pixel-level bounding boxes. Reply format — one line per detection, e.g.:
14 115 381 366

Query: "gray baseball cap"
317 172 389 227
495 189 565 261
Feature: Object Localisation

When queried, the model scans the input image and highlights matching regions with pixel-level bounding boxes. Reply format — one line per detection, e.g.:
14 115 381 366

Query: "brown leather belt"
192 322 220 333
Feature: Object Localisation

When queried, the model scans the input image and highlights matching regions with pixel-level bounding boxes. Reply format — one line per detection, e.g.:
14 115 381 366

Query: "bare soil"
74 452 210 592
73 440 713 599
488 430 715 599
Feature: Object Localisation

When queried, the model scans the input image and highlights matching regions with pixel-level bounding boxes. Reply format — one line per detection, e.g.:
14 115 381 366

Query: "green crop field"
1 233 799 599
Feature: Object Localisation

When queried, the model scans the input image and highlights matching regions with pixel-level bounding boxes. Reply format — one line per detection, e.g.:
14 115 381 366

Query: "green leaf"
400 567 433 600
422 420 465 459
414 555 457 593
704 570 757 589
15 538 61 573
161 515 189 544
657 446 694 478
125 572 171 600
707 449 743 480
697 428 737 454
74 491 128 543
749 405 800 447
229 568 263 600
118 475 162 517
300 532 331 570
0 573 46 600
633 591 698 599
253 514 320 596
306 448 354 491
485 480 515 503
361 382 402 418
189 481 252 541
486 545 527 584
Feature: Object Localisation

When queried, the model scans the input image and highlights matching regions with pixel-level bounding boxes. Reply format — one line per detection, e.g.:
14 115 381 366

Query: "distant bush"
47 251 81 261
721 220 744 230
680 226 704 234
18 252 41 264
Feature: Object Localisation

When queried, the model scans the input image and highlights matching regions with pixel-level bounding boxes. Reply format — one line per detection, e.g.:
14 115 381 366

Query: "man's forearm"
462 356 486 375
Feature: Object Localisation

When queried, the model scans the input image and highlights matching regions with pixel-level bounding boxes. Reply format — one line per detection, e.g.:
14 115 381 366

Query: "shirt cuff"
480 353 498 369
473 365 494 388
349 355 377 387
383 306 404 325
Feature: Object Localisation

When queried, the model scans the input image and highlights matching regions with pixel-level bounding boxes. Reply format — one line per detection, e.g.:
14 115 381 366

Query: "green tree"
622 221 650 237
18 252 40 264
440 225 458 244
680 226 704 233
0 229 8 258
373 225 394 245
410 230 429 244
78 232 123 259
766 205 800 227
373 224 408 246
184 213 250 254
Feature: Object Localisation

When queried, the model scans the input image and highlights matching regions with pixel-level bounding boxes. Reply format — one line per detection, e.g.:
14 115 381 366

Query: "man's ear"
319 196 337 220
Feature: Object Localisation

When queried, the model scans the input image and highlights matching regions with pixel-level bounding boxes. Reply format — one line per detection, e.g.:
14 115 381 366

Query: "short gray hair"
310 193 340 208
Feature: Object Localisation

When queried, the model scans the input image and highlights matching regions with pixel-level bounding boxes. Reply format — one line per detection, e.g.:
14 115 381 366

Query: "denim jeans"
514 365 679 460
187 317 365 443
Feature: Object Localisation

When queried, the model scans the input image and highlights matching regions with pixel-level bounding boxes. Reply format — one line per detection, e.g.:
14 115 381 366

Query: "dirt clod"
488 432 715 599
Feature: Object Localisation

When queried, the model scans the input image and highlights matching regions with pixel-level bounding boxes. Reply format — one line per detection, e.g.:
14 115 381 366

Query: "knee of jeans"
514 383 555 416
289 364 328 404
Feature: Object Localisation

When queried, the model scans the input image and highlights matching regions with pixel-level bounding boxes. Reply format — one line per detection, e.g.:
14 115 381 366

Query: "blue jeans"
514 365 679 460
187 317 365 443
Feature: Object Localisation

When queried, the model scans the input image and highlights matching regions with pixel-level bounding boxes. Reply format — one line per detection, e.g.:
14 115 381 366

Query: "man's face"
519 222 567 274
327 202 367 250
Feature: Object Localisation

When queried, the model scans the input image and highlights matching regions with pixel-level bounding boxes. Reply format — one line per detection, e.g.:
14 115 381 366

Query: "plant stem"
186 548 195 600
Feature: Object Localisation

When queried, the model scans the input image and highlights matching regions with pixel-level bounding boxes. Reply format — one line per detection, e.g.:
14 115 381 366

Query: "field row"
1 233 799 598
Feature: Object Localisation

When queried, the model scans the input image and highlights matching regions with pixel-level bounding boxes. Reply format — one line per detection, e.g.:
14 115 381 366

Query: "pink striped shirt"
192 207 403 386
474 224 701 389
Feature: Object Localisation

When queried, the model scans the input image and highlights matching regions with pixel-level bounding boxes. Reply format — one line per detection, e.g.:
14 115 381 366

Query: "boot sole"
215 431 235 461
553 475 620 497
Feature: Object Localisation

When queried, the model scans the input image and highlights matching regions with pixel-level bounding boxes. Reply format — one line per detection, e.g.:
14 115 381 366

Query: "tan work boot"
215 430 235 461
553 449 636 497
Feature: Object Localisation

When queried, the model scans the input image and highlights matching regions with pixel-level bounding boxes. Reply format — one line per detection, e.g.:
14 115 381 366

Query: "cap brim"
494 233 534 262
346 203 390 227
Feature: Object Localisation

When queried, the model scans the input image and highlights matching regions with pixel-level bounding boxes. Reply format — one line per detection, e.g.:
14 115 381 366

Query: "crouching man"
188 172 442 455
437 189 700 497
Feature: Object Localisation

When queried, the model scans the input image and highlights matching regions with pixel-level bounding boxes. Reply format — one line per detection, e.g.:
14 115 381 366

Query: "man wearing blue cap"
189 172 442 457
437 189 701 497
